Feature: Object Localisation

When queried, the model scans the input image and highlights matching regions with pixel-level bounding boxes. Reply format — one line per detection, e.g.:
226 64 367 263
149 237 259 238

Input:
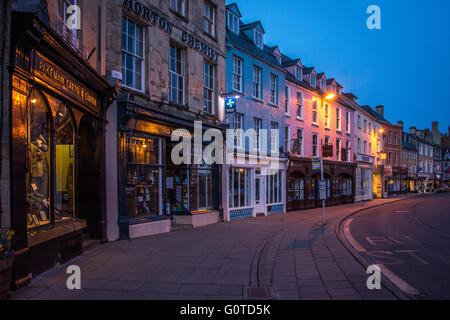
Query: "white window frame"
285 86 290 115
169 44 185 105
170 0 186 17
203 1 216 37
270 74 278 105
324 104 330 129
312 99 318 125
270 122 279 154
254 29 263 49
227 10 239 34
346 111 350 133
312 133 319 157
253 118 262 152
203 61 215 115
296 67 303 81
252 66 262 99
336 107 342 131
297 128 304 156
122 16 145 92
232 56 243 92
296 91 303 120
233 113 243 149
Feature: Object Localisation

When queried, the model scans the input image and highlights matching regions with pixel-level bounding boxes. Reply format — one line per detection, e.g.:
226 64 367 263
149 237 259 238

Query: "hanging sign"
225 97 237 113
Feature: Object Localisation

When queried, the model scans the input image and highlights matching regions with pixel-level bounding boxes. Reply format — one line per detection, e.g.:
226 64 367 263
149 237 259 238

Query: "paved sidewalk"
11 195 418 300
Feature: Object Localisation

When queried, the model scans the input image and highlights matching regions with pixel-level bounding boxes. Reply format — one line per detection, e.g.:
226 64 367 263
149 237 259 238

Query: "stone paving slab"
10 194 417 300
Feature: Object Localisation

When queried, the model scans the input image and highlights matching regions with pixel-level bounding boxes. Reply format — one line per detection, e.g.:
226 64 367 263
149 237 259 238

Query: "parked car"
436 185 446 193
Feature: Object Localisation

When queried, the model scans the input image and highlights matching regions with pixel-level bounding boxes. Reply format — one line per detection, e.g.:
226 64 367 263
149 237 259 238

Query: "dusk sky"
228 0 450 133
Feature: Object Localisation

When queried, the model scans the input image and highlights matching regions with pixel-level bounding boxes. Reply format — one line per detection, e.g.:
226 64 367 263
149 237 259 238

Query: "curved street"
9 196 421 300
347 193 450 300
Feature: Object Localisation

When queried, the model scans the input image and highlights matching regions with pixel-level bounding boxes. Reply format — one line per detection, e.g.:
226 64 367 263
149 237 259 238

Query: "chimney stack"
397 121 404 127
375 105 384 117
410 127 416 135
432 121 439 132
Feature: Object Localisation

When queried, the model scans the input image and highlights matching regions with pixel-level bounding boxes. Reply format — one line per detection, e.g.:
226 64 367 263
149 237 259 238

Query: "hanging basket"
0 257 14 300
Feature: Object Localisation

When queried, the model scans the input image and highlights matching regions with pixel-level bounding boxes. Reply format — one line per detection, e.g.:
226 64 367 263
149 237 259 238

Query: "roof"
226 30 282 69
360 105 390 123
226 3 242 18
240 21 265 34
303 67 316 74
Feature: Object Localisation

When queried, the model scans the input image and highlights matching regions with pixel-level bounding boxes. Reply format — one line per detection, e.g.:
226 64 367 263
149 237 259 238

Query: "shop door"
78 117 102 239
254 173 265 214
166 168 189 214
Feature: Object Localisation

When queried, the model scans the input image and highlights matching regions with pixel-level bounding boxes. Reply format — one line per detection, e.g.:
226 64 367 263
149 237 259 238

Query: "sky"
227 0 450 134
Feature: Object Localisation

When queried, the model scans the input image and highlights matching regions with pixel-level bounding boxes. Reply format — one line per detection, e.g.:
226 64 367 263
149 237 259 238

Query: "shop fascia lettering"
181 31 218 62
122 0 173 34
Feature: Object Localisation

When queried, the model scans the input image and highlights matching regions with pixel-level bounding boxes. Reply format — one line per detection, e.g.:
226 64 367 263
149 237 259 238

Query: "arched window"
26 90 51 229
54 104 75 222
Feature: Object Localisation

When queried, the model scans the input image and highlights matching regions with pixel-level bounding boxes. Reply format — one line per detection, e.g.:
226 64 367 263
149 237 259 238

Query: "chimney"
410 126 416 135
375 105 384 117
432 121 439 132
397 121 404 128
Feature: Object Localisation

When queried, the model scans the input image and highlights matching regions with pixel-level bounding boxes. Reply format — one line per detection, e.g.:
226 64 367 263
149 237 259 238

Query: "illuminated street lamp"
325 93 336 100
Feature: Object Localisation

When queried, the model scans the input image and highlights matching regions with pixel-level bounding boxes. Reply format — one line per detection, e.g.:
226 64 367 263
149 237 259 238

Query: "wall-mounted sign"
32 52 98 113
112 70 123 81
322 145 333 158
384 165 392 176
380 153 387 160
181 31 218 62
357 154 375 164
312 158 321 170
131 119 192 139
225 97 236 113
122 0 173 34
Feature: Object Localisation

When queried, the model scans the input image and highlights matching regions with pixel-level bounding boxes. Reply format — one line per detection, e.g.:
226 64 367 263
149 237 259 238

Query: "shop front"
355 154 375 202
116 96 224 239
287 157 355 211
9 16 114 288
225 153 288 221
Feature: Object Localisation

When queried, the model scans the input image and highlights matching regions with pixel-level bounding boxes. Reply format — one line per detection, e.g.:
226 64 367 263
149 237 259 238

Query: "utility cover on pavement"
244 287 275 299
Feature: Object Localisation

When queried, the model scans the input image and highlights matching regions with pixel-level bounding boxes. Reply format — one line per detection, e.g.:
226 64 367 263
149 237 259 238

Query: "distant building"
402 132 418 192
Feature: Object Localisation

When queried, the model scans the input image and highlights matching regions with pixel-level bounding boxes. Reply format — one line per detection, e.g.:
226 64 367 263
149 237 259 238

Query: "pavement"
344 192 450 300
10 194 421 300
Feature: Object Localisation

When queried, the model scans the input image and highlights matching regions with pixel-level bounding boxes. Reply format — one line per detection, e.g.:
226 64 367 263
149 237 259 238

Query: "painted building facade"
402 132 418 192
283 56 355 211
223 3 287 221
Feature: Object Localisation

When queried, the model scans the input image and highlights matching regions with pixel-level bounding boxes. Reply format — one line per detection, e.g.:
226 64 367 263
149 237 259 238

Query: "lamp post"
319 93 336 225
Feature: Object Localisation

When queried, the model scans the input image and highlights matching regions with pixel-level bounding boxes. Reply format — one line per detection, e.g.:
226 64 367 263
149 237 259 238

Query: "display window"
26 90 51 229
229 167 252 208
266 169 283 205
55 105 75 222
190 166 214 211
288 179 305 201
125 135 162 218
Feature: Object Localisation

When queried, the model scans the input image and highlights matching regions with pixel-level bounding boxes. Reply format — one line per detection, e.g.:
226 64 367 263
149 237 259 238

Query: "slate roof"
226 30 282 69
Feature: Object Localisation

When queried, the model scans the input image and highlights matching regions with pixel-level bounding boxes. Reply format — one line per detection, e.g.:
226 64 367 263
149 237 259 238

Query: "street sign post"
313 157 327 225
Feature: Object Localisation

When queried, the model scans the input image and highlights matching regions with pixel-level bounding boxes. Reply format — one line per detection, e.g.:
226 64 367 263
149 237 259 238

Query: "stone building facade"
103 0 227 240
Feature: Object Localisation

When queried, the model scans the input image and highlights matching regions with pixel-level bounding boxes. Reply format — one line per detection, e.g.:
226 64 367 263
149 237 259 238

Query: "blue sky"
227 0 450 133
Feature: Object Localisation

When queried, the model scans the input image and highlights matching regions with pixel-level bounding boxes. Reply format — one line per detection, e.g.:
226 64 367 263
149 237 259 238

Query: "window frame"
169 43 186 105
121 16 145 92
203 0 216 38
203 61 216 115
232 56 243 93
252 65 262 100
270 74 278 105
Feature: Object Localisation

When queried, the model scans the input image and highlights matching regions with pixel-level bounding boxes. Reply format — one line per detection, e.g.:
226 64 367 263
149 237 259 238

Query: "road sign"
312 158 321 170
318 180 328 200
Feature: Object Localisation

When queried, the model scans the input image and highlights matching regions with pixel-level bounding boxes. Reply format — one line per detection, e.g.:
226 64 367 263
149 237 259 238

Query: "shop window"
190 167 214 211
54 105 75 222
125 136 162 218
229 168 252 208
26 91 50 229
266 170 282 204
288 179 305 201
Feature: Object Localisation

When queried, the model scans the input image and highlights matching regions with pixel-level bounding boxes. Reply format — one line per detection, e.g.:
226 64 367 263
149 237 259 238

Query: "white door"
254 170 265 214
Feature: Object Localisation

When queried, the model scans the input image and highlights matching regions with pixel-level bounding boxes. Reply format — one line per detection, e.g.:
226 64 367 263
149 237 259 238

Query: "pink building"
281 54 356 211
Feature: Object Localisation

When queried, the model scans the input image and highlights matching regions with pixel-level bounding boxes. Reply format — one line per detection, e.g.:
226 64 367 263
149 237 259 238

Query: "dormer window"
254 30 263 49
227 10 239 34
310 75 316 88
296 67 302 81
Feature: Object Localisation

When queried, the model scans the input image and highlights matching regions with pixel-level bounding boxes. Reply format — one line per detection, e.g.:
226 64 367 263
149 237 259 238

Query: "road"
348 193 450 300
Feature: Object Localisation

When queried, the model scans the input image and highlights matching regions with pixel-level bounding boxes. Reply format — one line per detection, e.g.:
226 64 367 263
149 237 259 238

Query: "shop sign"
384 165 392 176
381 153 387 160
322 145 333 158
131 119 192 139
32 53 98 113
318 180 328 200
122 0 173 34
357 154 375 164
225 97 236 113
181 32 219 62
